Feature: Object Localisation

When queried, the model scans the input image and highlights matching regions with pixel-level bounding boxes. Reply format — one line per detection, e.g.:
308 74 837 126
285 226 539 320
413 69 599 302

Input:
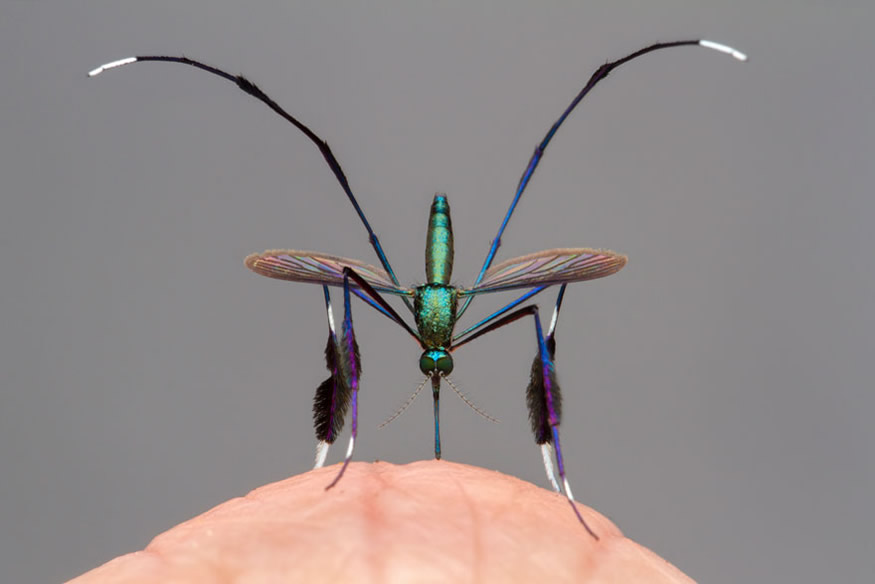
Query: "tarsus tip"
88 57 138 77
699 40 748 62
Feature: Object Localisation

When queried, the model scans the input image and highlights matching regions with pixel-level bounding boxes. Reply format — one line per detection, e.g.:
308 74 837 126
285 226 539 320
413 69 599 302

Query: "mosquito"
89 39 745 537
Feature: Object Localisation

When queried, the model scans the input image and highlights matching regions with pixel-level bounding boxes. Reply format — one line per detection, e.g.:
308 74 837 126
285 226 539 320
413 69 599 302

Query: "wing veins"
460 248 626 295
245 250 413 295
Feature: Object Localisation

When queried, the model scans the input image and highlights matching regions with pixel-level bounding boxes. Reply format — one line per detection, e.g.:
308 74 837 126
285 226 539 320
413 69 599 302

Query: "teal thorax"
416 194 457 377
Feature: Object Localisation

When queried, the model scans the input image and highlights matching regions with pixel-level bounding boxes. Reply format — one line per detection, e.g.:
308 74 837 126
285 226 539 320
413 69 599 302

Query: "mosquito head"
419 349 453 376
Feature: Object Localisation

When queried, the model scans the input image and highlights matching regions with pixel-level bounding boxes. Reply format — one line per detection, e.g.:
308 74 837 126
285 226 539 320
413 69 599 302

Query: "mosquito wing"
245 250 413 295
459 248 627 295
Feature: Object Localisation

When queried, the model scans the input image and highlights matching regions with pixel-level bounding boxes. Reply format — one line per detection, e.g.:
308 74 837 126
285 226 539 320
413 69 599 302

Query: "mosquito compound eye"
419 349 453 375
419 352 436 375
436 352 454 375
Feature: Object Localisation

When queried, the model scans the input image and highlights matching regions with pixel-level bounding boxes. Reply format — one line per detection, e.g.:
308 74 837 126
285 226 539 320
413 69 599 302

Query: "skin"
68 460 694 583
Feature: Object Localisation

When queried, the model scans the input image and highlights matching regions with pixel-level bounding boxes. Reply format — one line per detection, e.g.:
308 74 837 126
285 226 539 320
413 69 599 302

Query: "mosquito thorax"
413 284 457 349
419 349 453 376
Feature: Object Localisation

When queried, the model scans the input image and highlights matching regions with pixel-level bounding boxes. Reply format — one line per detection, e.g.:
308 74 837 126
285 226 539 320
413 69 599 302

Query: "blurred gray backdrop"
2 1 873 582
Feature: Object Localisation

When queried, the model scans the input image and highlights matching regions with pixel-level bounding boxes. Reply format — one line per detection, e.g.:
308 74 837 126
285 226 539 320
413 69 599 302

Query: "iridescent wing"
459 248 627 295
245 250 413 295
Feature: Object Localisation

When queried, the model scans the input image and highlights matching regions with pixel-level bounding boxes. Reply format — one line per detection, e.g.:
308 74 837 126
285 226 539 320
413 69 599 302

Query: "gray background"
2 1 872 582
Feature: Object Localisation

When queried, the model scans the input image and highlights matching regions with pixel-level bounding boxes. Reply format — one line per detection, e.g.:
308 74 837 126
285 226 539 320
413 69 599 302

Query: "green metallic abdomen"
414 284 458 349
425 194 454 285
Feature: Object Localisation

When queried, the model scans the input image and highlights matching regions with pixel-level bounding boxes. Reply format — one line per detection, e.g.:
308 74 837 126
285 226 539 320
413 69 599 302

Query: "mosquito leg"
312 285 350 469
450 298 597 538
536 284 567 489
540 443 560 493
88 54 414 313
314 440 330 469
325 274 361 490
547 284 567 340
453 285 547 344
317 266 411 485
458 39 745 319
531 305 598 539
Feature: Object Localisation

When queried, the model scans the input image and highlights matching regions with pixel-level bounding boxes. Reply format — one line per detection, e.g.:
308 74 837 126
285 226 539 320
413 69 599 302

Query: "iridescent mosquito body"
90 40 745 537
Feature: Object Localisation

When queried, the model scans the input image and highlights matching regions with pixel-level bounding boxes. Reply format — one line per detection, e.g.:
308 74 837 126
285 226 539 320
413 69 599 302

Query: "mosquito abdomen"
425 194 454 285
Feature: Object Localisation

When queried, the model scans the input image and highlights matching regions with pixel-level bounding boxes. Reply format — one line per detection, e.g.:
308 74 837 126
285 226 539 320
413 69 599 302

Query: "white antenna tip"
699 40 748 62
88 57 138 77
